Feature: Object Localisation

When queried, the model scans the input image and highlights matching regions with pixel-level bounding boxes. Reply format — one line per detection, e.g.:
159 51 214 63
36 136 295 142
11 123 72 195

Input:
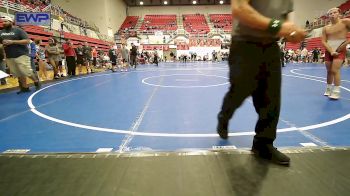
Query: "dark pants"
154 56 158 66
66 56 76 76
280 52 285 67
30 57 37 71
218 40 281 143
130 55 137 66
93 57 97 67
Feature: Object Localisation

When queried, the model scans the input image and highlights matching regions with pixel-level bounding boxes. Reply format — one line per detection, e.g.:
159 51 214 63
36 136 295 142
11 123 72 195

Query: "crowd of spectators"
14 0 51 8
282 48 324 64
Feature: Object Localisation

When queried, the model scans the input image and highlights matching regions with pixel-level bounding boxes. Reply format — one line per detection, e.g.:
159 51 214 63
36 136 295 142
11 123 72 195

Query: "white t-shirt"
301 49 308 56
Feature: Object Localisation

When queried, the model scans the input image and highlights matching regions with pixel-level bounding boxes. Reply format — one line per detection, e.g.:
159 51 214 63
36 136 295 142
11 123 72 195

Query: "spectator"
75 43 85 74
301 47 308 63
305 20 310 28
92 46 98 68
108 45 118 72
82 42 93 73
130 43 137 68
121 43 129 71
28 39 38 78
62 39 76 76
0 15 40 93
153 50 159 66
45 38 61 78
312 47 320 62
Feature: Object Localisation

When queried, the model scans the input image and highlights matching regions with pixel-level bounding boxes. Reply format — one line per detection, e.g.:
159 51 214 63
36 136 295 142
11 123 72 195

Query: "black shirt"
0 27 29 58
109 49 117 61
75 47 84 57
82 46 92 59
130 46 137 55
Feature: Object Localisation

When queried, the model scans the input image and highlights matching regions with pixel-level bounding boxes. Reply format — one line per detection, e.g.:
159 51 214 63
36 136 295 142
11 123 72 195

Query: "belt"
232 36 278 45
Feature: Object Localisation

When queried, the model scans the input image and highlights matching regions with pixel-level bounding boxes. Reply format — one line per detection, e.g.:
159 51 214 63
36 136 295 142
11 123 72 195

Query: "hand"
277 22 298 37
278 22 307 43
331 51 339 56
285 29 307 43
2 40 14 46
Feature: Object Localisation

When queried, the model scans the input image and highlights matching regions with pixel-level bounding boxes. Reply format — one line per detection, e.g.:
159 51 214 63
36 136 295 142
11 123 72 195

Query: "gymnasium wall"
52 0 127 36
128 5 231 16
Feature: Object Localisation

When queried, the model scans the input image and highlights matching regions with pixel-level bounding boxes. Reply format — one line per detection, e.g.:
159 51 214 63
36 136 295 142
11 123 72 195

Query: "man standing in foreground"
322 8 350 100
217 0 306 165
0 16 40 93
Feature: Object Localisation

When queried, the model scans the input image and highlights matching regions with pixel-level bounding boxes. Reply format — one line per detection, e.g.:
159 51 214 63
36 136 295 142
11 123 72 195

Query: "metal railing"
0 0 37 13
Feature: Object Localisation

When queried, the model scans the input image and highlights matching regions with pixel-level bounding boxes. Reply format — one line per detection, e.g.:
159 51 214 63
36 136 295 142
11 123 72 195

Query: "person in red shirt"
92 46 98 68
62 39 77 76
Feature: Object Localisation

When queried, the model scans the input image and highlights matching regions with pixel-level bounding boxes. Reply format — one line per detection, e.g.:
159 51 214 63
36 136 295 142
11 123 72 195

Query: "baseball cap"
1 15 14 23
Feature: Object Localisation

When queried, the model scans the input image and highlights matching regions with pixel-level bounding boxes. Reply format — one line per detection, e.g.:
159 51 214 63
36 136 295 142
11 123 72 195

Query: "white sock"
327 84 332 89
333 86 340 92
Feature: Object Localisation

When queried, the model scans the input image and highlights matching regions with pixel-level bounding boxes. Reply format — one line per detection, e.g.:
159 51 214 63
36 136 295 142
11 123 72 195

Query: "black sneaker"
252 143 290 165
217 117 228 139
34 81 41 90
16 88 31 94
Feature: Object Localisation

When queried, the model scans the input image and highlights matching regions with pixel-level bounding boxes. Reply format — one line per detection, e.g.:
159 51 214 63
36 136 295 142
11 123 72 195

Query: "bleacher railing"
0 0 36 12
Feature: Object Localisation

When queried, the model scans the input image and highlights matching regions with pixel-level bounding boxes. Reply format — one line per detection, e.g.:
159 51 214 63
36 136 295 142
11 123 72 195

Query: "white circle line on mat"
27 71 350 137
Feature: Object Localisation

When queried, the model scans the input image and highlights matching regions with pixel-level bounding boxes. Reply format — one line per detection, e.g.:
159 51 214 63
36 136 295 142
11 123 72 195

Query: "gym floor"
0 61 349 153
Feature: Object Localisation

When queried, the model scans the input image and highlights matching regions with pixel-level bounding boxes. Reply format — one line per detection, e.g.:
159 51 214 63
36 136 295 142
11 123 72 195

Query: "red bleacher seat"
183 14 209 34
140 15 177 32
63 32 111 51
119 16 139 32
209 14 232 32
0 18 111 52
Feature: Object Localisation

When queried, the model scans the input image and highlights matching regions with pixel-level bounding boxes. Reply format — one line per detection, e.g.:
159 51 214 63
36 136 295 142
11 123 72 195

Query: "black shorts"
111 58 117 65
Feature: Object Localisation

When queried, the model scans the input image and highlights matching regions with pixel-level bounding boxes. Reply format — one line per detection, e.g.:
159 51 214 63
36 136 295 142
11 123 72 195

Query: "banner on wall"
189 39 222 47
15 12 51 26
141 44 170 51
